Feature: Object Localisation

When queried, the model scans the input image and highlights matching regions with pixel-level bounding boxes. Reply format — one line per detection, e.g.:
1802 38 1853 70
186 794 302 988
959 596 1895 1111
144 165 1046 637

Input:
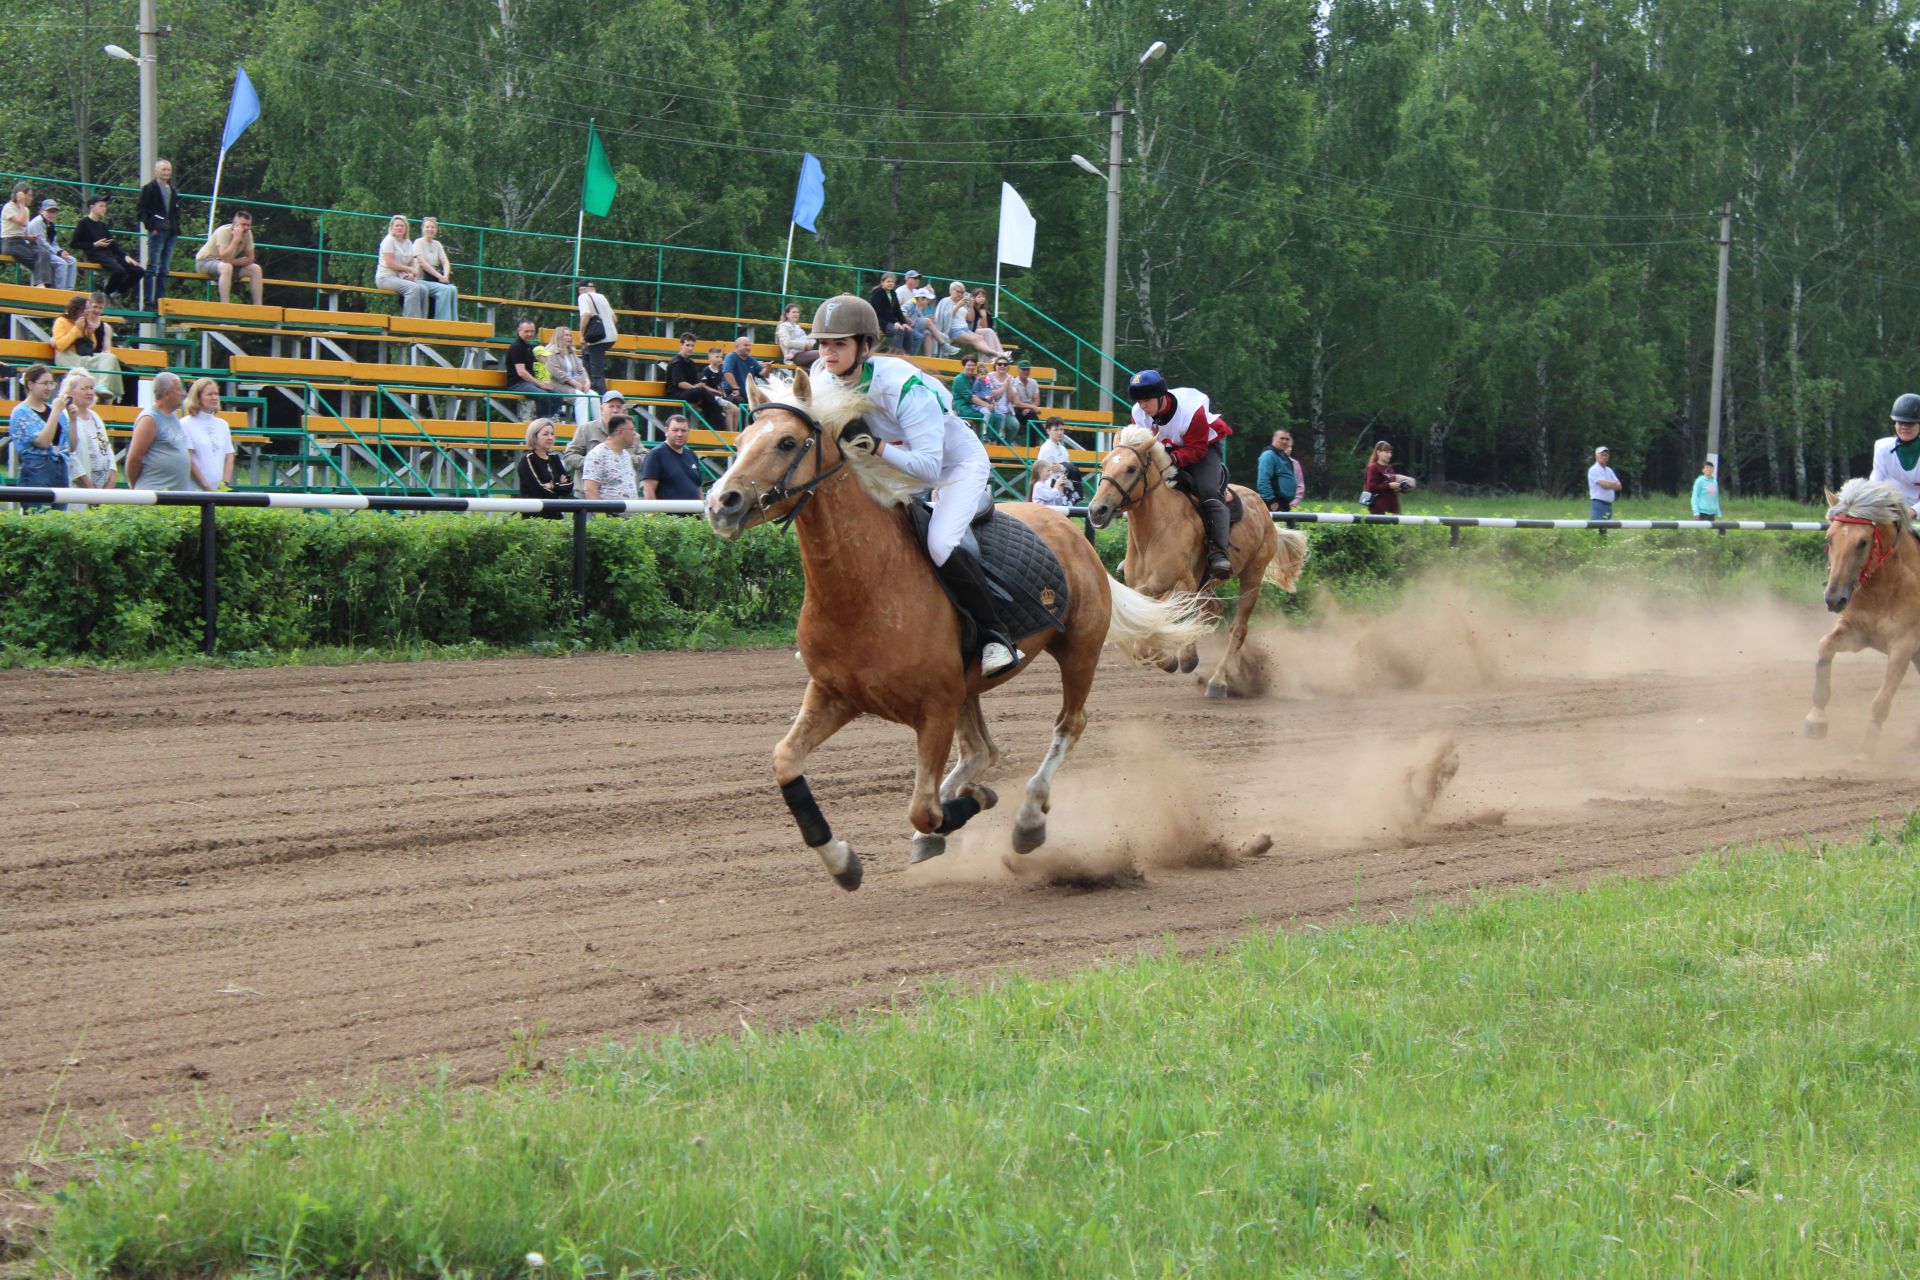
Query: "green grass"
36 823 1920 1277
1375 491 1828 523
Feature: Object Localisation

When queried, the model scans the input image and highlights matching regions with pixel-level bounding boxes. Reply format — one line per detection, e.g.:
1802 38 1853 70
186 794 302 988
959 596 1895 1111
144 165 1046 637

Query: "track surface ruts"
0 625 1901 1159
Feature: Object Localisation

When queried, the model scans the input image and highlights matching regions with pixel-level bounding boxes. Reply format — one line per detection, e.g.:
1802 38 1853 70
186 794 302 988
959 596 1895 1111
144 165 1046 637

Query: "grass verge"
34 823 1920 1277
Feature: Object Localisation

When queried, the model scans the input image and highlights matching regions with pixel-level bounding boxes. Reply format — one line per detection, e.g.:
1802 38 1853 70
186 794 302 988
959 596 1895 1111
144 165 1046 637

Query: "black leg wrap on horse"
781 775 833 847
936 794 982 834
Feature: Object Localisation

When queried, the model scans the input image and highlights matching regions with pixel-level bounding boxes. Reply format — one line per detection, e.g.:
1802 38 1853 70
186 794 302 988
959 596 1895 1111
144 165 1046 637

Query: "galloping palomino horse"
1084 425 1309 699
704 370 1211 890
1804 478 1920 750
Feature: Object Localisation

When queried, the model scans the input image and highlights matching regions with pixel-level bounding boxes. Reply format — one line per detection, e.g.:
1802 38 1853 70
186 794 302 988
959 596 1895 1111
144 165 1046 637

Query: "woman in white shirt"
409 216 459 321
58 369 116 489
375 215 430 318
774 302 818 368
542 326 594 425
180 376 236 488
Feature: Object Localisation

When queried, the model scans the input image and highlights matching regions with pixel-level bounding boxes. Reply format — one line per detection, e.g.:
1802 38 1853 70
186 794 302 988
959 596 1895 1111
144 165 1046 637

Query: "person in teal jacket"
1690 459 1722 520
1255 429 1298 510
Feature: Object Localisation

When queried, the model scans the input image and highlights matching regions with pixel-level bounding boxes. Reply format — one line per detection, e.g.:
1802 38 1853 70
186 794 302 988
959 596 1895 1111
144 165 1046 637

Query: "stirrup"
1207 551 1233 578
981 641 1023 676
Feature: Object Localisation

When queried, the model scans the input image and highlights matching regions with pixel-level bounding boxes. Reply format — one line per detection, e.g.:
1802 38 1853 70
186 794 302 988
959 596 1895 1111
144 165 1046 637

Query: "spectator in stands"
180 377 236 489
667 332 737 431
125 371 207 492
504 317 561 418
869 275 908 354
576 280 618 394
71 194 142 302
193 209 265 306
981 355 1018 438
542 326 593 425
516 417 573 513
28 200 78 291
700 344 728 401
776 302 819 368
896 269 922 313
564 389 626 476
411 216 459 320
7 365 69 508
641 413 704 500
934 281 1004 359
969 289 1008 359
900 288 932 356
1006 357 1042 441
1285 429 1305 505
580 413 639 504
723 334 764 403
58 370 115 490
1031 460 1073 507
51 294 124 403
136 158 183 309
1587 445 1622 520
1 182 45 283
1256 429 1298 512
375 215 432 318
950 354 982 424
1035 415 1075 470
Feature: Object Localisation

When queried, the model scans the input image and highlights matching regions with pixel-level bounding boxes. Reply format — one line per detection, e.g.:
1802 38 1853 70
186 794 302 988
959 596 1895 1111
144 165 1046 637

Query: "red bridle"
1830 515 1895 586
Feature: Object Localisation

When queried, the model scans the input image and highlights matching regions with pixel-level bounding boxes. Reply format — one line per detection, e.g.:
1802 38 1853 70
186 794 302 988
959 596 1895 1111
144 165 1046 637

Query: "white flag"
997 182 1036 268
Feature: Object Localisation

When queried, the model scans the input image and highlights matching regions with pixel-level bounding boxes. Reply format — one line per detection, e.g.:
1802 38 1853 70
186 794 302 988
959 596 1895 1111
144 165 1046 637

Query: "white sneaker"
981 641 1022 676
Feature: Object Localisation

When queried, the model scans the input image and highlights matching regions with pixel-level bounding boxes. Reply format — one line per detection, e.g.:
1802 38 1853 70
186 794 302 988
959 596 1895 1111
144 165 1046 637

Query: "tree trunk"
1427 416 1448 492
1309 322 1327 470
1533 354 1551 492
1750 232 1779 494
1788 273 1807 502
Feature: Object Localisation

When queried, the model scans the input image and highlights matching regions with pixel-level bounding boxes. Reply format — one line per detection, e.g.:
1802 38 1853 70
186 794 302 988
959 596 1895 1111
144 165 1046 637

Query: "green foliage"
42 833 1920 1276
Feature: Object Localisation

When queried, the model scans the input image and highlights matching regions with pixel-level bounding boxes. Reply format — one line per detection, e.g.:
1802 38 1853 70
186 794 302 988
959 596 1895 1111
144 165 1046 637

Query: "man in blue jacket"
1255 428 1298 511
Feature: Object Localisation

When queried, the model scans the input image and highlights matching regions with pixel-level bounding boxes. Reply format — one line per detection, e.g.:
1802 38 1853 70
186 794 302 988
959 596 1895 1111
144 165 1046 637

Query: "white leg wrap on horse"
1018 731 1072 834
813 838 853 877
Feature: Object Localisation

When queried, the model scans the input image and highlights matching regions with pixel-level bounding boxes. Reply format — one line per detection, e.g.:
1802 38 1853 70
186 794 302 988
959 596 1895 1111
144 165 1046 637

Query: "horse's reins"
746 401 848 532
1830 515 1897 586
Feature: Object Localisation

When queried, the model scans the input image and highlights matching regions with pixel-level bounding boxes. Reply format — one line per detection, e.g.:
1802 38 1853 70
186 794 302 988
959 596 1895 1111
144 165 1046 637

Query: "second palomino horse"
1805 478 1920 752
1085 425 1308 698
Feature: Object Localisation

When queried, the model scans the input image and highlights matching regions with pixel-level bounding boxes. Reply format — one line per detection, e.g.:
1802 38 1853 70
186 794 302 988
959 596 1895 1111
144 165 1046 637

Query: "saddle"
1172 477 1245 526
906 493 1071 654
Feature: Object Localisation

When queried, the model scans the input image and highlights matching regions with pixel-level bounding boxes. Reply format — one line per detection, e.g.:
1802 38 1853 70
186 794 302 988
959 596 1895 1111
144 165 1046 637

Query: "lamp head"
1140 40 1168 65
1070 154 1103 179
103 43 136 62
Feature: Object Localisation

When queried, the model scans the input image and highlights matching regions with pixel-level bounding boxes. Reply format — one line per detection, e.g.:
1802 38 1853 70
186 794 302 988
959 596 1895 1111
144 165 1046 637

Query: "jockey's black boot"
937 547 1023 677
1200 498 1234 579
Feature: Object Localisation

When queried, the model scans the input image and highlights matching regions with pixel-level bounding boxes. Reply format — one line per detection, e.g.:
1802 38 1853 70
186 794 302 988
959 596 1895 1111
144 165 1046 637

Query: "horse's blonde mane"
1829 478 1909 526
1112 424 1172 473
749 369 925 508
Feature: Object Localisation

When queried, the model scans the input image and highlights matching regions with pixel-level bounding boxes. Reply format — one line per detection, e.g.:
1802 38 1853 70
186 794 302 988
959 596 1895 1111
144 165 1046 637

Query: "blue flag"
791 153 825 233
220 67 260 154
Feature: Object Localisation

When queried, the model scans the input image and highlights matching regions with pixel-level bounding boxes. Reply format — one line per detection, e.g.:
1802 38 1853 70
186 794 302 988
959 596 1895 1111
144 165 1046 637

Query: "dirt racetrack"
3 589 1913 1162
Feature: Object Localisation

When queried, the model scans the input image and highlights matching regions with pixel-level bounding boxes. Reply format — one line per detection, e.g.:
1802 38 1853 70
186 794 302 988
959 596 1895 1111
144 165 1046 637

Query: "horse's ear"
1824 486 1840 507
790 365 812 406
746 375 768 409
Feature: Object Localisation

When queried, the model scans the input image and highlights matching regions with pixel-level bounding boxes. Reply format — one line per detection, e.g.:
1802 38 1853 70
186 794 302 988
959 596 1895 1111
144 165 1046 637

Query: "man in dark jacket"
71 193 143 301
665 332 737 431
134 158 183 310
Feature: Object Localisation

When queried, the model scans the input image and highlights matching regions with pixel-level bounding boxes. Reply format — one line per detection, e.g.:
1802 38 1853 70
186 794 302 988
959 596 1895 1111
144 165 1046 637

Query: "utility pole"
1706 200 1732 487
1097 97 1123 416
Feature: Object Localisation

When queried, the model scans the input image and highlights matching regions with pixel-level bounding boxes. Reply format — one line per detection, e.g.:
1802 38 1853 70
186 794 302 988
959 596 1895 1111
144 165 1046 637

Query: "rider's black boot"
937 547 1023 676
1201 499 1234 579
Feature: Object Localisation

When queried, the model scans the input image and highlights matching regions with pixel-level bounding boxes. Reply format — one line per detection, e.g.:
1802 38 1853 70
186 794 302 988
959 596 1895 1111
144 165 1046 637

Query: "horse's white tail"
1263 528 1309 591
1106 578 1214 665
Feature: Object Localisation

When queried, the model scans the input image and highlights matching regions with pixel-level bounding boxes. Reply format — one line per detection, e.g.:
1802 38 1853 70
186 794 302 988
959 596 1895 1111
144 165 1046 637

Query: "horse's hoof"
832 851 863 891
1179 649 1200 674
1012 820 1047 855
1204 682 1228 700
971 785 999 811
1157 654 1180 674
909 834 947 865
1801 719 1828 740
814 839 862 891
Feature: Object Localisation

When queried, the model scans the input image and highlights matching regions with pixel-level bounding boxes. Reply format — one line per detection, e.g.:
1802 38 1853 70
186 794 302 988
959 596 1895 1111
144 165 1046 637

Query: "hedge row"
0 507 1825 660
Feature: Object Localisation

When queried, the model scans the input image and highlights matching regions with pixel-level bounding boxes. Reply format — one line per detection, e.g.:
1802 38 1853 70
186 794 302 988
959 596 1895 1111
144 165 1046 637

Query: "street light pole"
137 0 157 197
1076 40 1165 417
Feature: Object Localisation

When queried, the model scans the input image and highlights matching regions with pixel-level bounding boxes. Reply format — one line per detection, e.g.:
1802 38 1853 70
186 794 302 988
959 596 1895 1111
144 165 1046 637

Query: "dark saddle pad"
907 498 1071 644
1180 482 1245 526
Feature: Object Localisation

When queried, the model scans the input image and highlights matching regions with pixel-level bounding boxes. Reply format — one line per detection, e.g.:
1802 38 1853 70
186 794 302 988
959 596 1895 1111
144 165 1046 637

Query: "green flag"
581 123 618 217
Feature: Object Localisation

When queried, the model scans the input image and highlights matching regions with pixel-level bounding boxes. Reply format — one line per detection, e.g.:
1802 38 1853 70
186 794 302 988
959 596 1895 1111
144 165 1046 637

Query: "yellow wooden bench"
0 399 247 431
159 297 284 326
1 337 168 372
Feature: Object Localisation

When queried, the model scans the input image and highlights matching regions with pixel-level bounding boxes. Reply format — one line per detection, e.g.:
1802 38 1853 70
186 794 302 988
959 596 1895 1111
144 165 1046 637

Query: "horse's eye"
777 436 798 452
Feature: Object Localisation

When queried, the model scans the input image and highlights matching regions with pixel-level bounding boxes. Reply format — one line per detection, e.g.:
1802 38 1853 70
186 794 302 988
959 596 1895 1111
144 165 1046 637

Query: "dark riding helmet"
810 294 882 342
1893 393 1920 423
1127 369 1170 403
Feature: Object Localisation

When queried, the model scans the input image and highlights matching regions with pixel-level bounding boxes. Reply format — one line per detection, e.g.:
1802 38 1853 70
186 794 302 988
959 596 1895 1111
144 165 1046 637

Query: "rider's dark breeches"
1179 441 1231 550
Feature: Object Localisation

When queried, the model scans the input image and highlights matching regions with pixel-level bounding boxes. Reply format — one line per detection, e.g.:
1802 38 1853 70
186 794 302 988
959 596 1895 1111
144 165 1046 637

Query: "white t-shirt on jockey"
855 355 991 566
1130 387 1228 465
1869 436 1920 511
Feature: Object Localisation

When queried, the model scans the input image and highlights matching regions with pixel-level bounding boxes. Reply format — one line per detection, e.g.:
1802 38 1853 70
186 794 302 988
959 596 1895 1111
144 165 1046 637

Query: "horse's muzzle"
705 486 749 540
1085 501 1113 530
1825 588 1851 613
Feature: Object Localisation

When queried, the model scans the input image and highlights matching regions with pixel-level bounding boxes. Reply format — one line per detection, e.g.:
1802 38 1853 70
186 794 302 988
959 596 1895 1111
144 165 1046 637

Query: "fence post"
1449 524 1461 549
199 503 218 656
572 508 589 613
314 213 327 311
476 229 487 301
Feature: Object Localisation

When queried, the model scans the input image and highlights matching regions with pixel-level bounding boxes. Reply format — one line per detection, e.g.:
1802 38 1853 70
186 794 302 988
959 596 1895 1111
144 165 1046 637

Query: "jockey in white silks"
808 293 1022 676
1869 392 1920 517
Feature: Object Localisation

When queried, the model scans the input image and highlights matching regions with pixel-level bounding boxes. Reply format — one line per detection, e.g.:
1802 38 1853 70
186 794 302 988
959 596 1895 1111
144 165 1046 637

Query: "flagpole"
780 221 797 307
208 149 227 233
572 207 585 284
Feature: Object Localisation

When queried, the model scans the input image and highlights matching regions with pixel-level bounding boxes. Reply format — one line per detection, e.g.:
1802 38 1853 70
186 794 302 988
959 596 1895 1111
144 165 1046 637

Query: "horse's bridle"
1095 441 1159 513
745 401 847 532
1830 515 1897 587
